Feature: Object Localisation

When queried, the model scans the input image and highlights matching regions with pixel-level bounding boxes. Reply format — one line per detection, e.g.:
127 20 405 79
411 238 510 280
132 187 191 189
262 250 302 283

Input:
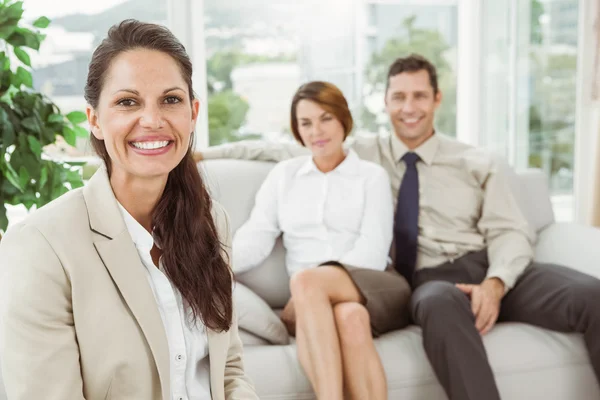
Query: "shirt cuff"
201 145 228 160
485 270 513 295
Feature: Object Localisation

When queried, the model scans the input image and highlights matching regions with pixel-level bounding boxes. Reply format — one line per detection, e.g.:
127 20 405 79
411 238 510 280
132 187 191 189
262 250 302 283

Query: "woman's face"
87 49 199 182
296 99 346 159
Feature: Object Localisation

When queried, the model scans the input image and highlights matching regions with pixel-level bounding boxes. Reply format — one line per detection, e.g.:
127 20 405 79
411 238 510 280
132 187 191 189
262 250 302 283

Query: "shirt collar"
117 202 154 252
296 149 361 177
391 131 440 166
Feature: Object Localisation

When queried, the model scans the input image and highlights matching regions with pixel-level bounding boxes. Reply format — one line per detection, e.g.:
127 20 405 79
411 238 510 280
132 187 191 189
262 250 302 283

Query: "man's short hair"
386 54 439 95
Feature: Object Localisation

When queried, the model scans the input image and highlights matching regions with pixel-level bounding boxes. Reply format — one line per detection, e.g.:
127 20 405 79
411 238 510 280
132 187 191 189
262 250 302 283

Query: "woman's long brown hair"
84 20 232 331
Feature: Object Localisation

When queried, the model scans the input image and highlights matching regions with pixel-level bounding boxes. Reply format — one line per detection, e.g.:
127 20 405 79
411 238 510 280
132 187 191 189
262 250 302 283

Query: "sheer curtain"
589 0 600 226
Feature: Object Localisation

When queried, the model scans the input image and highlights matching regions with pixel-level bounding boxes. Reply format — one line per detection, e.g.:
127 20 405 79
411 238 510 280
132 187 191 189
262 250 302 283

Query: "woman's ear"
86 105 103 140
191 98 200 125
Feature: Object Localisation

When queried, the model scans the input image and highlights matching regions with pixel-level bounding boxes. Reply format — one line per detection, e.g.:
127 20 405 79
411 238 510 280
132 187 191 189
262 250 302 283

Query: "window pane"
205 0 458 145
359 2 458 137
24 0 169 158
482 0 578 221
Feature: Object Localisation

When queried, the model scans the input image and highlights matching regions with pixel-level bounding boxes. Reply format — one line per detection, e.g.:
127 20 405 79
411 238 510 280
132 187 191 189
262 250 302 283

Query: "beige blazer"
0 169 258 400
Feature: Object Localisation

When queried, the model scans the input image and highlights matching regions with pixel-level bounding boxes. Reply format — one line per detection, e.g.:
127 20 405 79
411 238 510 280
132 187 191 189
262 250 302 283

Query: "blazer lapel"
208 329 228 400
83 168 171 400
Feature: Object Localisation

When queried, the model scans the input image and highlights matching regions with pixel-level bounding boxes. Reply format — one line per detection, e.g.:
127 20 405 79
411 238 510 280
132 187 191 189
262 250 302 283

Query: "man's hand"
280 298 296 337
456 278 505 335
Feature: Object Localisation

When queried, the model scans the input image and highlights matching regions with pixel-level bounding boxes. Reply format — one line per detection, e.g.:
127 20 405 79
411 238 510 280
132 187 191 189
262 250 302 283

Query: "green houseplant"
0 0 88 236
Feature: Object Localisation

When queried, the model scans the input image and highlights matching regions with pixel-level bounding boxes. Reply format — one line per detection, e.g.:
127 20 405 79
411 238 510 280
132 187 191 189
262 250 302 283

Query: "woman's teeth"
131 140 170 150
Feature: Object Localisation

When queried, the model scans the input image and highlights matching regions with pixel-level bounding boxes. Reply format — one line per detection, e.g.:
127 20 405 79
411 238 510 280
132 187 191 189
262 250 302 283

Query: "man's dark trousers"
410 249 600 400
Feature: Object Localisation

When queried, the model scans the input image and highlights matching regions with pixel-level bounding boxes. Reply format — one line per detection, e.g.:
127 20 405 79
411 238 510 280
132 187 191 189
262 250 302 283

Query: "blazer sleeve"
211 202 260 399
0 223 86 400
223 307 259 399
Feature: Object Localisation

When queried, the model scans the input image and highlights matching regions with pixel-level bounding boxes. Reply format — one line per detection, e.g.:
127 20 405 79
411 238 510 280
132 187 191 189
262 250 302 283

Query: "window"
23 0 169 159
204 0 459 145
481 0 579 221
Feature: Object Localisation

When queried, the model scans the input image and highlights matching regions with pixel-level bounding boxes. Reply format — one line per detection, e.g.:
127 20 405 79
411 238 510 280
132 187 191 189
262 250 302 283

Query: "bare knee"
334 302 372 346
289 268 323 299
289 266 348 300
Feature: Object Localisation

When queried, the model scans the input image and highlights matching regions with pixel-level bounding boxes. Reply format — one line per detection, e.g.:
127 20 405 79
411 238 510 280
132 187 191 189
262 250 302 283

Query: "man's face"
384 69 442 148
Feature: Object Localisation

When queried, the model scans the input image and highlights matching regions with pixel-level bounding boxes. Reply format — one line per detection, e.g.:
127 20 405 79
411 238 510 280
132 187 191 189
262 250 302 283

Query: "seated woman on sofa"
232 81 411 400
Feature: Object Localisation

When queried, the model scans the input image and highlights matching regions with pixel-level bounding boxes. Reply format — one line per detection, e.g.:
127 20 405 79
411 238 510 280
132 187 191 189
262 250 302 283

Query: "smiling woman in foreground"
0 20 257 400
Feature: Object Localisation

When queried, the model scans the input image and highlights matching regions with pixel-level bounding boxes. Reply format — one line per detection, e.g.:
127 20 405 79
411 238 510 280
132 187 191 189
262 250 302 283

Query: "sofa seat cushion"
243 323 599 399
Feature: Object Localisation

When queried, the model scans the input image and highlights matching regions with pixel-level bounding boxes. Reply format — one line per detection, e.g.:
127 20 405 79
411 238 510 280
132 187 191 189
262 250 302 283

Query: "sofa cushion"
243 324 599 399
201 160 291 308
501 163 555 233
234 282 289 345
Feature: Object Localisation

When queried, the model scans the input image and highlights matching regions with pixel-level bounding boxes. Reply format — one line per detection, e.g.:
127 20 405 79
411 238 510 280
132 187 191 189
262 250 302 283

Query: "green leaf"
32 16 51 29
0 203 8 232
9 70 20 88
21 116 40 132
66 111 87 124
0 25 16 40
5 1 24 20
39 165 48 188
7 28 41 50
3 162 23 192
27 136 42 157
0 106 15 145
62 126 76 146
65 161 86 167
18 166 30 188
51 185 69 199
16 66 32 88
71 180 84 189
47 113 64 123
0 52 10 70
74 125 88 137
13 47 30 66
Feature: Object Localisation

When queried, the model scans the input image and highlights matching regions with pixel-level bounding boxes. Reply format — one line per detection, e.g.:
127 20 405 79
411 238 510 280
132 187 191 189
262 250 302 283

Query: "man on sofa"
196 54 600 400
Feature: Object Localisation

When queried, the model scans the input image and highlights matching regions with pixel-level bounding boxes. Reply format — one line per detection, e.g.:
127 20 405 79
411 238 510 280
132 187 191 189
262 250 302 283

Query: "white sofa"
1 158 599 400
200 158 600 400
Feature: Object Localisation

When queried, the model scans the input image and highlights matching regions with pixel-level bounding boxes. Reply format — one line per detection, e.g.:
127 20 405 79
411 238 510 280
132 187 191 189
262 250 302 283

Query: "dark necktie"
394 152 420 285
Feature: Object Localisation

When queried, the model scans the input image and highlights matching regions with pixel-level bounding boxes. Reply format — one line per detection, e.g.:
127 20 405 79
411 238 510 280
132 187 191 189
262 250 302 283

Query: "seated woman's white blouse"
232 149 394 276
118 204 211 400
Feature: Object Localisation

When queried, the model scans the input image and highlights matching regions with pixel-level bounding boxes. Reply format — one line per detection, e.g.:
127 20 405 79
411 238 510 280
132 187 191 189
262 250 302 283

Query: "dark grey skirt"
319 261 411 336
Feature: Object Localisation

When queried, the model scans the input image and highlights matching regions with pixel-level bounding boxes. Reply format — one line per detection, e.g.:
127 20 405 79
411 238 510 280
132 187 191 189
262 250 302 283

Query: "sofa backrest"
200 159 555 308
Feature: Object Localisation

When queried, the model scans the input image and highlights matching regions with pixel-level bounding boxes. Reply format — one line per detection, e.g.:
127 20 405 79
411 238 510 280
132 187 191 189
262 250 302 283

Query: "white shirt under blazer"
118 204 211 400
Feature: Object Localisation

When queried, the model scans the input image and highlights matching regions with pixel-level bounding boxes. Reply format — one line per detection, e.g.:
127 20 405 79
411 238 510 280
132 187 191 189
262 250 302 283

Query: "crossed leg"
281 266 387 400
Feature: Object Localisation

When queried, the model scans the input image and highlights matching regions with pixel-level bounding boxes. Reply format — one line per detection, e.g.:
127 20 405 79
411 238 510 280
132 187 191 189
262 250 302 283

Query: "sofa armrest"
534 222 600 279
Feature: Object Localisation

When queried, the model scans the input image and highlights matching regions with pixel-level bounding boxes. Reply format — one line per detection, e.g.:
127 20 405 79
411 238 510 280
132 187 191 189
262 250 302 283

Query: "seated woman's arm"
0 224 86 400
232 165 284 274
339 166 394 270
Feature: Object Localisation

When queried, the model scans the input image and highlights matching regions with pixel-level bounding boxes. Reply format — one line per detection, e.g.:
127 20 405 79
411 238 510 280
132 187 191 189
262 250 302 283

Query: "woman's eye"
165 96 182 104
117 98 136 107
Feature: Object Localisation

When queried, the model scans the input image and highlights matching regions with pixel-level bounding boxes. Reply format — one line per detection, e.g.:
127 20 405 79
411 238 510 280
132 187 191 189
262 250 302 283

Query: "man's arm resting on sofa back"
194 140 309 163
